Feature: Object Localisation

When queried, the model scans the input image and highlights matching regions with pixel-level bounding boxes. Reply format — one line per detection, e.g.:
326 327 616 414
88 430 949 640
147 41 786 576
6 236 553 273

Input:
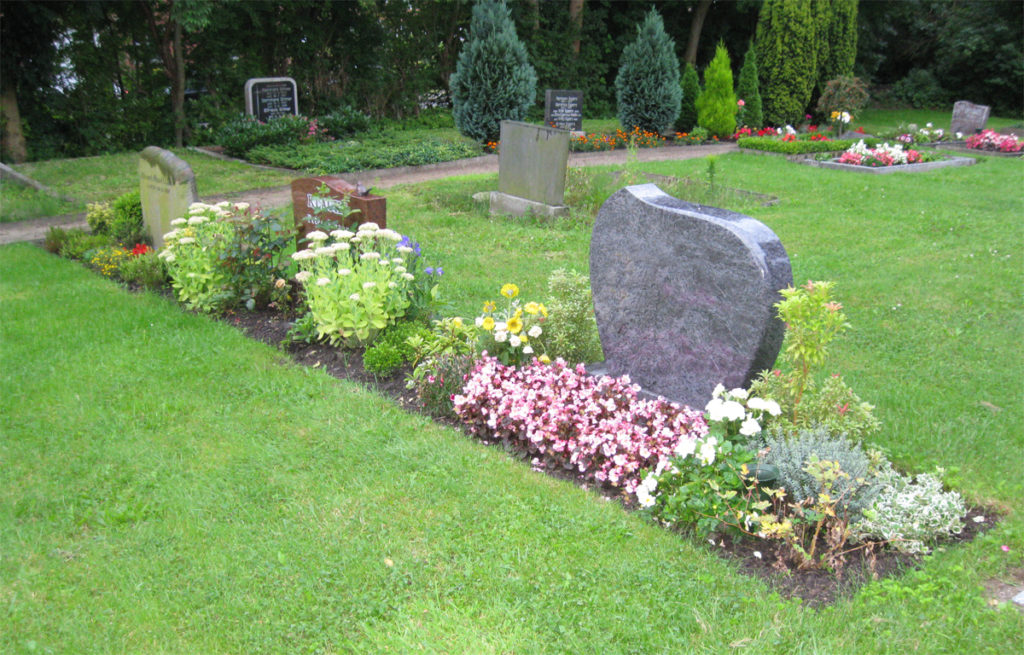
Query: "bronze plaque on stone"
290 176 386 246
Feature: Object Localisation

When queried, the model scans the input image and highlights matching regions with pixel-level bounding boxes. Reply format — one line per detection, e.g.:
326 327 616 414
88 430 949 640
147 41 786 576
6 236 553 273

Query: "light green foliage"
43 226 74 254
86 201 116 235
110 190 144 245
696 42 737 139
450 0 537 142
737 135 879 154
677 62 701 132
363 322 430 377
542 268 602 366
118 250 166 290
736 42 763 129
407 316 480 416
615 8 681 134
750 369 880 441
58 230 116 261
855 468 966 554
761 427 882 521
756 0 817 125
816 75 870 118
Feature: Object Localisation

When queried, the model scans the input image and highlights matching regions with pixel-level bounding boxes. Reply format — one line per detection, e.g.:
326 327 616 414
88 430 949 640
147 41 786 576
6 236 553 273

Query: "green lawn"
3 149 1023 652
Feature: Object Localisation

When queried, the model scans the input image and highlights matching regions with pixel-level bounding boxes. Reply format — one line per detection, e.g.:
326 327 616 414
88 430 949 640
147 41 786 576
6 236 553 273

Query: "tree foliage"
615 8 681 134
450 0 537 142
736 41 763 129
756 0 817 126
677 62 701 132
696 42 736 138
817 0 858 91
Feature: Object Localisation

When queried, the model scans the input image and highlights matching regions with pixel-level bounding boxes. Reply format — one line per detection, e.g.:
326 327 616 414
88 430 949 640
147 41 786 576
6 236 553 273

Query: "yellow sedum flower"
500 283 519 299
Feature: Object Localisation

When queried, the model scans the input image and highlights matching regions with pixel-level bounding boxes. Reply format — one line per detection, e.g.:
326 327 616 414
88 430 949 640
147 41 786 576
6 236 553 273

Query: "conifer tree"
696 41 737 138
615 8 681 134
677 62 701 132
736 41 763 129
450 0 537 143
817 0 858 90
755 0 817 126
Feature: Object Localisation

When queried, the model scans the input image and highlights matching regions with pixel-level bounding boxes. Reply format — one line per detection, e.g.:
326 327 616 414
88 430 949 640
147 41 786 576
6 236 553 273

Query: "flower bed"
801 139 976 173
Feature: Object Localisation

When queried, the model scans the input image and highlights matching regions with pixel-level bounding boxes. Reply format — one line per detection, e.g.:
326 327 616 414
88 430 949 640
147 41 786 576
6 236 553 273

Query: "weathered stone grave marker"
544 90 584 132
589 184 792 409
290 176 386 246
489 120 569 218
245 77 299 123
138 146 198 250
950 100 990 136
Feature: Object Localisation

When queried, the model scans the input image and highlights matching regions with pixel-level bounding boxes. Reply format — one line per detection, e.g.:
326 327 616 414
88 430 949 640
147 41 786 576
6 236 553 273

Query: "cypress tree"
736 41 763 128
450 0 537 143
677 62 701 132
818 0 858 89
696 42 737 138
756 0 817 126
615 8 681 134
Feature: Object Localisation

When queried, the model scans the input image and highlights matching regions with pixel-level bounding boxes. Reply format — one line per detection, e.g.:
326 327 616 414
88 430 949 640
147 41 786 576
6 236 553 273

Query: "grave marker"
589 184 792 408
490 120 569 218
290 176 386 246
950 100 990 136
245 77 299 123
138 146 198 250
544 89 584 132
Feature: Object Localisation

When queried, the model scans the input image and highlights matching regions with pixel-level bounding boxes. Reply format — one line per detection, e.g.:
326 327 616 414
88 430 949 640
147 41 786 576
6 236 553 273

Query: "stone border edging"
926 142 1023 158
796 154 977 174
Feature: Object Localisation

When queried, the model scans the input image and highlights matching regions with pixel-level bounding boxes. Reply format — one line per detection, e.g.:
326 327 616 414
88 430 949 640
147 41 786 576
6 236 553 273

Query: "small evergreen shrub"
890 69 949 109
363 322 431 377
316 105 372 137
450 0 537 142
542 268 602 366
363 342 405 377
86 201 115 235
761 427 882 521
816 76 869 118
615 8 681 134
110 190 145 245
736 42 763 128
216 114 313 158
756 0 818 126
696 42 737 139
677 62 701 132
118 250 166 290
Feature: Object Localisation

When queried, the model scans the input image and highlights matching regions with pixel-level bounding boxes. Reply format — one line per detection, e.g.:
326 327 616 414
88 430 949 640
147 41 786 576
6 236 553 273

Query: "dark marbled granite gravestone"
589 184 792 409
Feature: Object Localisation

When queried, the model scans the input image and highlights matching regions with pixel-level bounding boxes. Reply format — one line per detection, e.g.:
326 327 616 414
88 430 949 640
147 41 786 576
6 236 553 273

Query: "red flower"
131 243 153 256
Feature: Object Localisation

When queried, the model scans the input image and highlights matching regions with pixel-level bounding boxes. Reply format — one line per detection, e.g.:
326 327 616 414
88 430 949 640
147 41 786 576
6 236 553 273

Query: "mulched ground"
221 305 1000 608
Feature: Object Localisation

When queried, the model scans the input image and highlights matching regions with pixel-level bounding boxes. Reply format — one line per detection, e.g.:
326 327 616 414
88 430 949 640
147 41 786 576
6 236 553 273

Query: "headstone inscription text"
138 146 198 250
589 184 792 409
290 176 386 247
544 90 584 131
950 101 990 136
245 77 299 123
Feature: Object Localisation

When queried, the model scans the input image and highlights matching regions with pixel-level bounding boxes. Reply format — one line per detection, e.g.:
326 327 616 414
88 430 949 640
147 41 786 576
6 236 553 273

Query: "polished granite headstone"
589 184 792 408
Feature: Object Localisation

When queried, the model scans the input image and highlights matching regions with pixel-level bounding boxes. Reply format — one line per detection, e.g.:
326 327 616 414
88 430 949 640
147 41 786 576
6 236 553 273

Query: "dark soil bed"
222 305 999 608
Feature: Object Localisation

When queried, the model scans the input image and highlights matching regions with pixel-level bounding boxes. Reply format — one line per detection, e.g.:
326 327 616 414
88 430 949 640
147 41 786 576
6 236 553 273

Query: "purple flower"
425 267 434 275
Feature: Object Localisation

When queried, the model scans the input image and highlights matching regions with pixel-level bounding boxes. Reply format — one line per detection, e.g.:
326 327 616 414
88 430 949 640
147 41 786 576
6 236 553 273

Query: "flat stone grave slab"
291 176 385 246
138 146 198 250
589 184 792 409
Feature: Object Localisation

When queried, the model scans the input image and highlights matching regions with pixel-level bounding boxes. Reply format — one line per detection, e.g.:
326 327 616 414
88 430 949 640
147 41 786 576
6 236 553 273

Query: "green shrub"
118 250 166 290
890 69 949 109
450 0 537 142
854 468 966 554
110 190 145 245
363 321 431 376
756 0 817 126
615 8 681 134
363 342 405 377
677 62 701 132
59 231 116 261
737 136 877 154
735 41 763 129
750 370 880 441
86 201 116 235
44 226 74 254
215 114 312 158
317 105 372 138
761 427 882 521
816 76 869 118
247 138 481 174
696 42 737 139
543 268 602 366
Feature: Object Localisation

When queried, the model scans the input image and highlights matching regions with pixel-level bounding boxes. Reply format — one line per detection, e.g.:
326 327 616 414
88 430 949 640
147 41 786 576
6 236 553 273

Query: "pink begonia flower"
1002 545 1011 552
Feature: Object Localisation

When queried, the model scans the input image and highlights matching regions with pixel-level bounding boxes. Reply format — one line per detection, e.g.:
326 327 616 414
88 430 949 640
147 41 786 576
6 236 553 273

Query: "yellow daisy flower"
506 315 523 334
483 300 496 313
482 316 495 331
500 283 519 299
524 302 540 315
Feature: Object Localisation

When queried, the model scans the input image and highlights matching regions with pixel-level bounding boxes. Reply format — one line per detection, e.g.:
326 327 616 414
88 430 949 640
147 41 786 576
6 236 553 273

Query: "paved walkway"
0 143 737 245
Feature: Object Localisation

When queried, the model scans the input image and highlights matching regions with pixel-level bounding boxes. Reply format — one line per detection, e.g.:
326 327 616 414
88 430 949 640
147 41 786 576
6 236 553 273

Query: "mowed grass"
2 150 1023 653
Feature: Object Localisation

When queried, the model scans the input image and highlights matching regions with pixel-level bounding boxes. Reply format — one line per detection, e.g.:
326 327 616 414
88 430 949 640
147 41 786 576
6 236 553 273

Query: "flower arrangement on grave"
473 283 549 367
829 110 852 137
965 129 1022 153
837 140 930 167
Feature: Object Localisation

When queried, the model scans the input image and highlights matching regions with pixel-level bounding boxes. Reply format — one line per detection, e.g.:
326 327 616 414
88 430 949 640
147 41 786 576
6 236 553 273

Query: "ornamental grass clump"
291 222 416 347
453 356 707 494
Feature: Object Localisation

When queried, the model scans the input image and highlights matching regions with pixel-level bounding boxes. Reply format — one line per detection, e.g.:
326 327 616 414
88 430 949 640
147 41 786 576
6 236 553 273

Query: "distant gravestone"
951 101 990 136
138 146 198 250
245 77 299 123
589 184 792 409
290 176 386 247
544 89 584 132
490 120 569 218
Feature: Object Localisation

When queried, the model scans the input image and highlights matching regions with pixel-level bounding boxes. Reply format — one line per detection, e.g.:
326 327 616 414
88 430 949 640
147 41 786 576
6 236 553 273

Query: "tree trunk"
684 0 712 65
525 0 539 32
173 19 186 146
569 0 584 55
1 85 28 163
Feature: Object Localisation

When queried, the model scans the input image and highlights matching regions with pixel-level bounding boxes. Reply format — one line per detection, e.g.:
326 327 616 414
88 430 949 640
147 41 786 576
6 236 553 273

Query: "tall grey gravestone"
490 120 569 218
950 100 990 136
589 184 792 409
139 146 198 250
245 77 299 123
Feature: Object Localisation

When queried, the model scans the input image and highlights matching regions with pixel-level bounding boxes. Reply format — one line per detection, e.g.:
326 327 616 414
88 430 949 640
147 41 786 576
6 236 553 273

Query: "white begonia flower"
720 400 746 422
674 436 697 458
711 383 726 399
338 268 351 276
739 417 762 437
510 335 522 348
316 277 330 286
729 387 749 400
475 317 484 328
397 246 414 254
171 218 187 226
636 486 655 509
495 321 507 332
359 222 379 231
527 325 542 338
697 437 718 466
349 293 360 301
178 237 196 245
926 122 933 128
307 230 329 241
362 281 376 290
402 273 415 281
494 331 508 343
522 345 534 354
747 397 783 417
294 270 312 283
956 132 963 139
360 252 381 260
785 124 797 135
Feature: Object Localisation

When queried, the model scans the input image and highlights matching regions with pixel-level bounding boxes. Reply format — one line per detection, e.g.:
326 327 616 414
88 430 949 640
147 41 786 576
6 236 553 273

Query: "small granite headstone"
290 176 386 246
490 120 569 218
245 77 299 123
544 90 584 132
950 100 990 136
138 146 198 250
589 184 792 409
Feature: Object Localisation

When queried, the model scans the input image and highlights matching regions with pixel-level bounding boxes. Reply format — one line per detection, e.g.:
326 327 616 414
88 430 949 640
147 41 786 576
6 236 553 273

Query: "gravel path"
0 143 737 245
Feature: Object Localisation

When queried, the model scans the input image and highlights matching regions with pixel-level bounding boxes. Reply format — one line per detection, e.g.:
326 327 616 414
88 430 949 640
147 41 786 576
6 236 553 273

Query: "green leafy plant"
363 321 431 377
406 316 480 417
44 226 74 254
541 268 602 366
696 41 737 139
615 8 681 135
86 201 116 235
109 190 144 245
816 76 869 120
59 231 116 261
159 204 237 312
316 105 372 138
118 249 166 290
